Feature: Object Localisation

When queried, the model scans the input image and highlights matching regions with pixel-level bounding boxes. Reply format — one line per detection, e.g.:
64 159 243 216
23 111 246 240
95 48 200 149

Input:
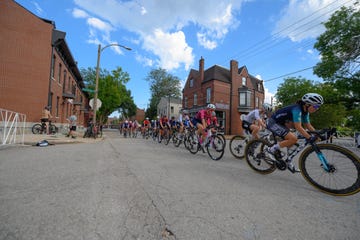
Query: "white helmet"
302 93 324 105
207 103 216 110
262 103 273 112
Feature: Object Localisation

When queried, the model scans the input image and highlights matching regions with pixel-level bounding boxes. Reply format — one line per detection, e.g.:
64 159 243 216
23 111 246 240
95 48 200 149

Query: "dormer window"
242 77 246 86
190 78 194 88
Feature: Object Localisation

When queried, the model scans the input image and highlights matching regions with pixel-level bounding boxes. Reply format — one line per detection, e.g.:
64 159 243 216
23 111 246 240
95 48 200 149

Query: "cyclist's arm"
294 122 311 139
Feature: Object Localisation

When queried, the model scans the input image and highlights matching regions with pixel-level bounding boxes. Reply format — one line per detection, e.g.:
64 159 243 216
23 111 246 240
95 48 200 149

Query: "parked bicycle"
32 120 58 134
83 122 102 139
244 129 360 196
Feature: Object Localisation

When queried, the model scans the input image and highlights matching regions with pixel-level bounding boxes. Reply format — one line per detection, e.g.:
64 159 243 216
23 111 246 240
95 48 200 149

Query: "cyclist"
266 93 324 173
159 115 170 142
178 109 193 139
192 103 216 146
142 117 151 136
239 103 273 140
41 106 52 134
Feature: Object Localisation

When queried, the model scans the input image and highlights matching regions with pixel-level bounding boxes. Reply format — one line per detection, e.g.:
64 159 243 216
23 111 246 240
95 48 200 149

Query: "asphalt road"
0 130 359 240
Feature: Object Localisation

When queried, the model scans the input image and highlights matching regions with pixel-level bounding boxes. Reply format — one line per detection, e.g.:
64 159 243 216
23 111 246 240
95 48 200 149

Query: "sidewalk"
22 132 104 146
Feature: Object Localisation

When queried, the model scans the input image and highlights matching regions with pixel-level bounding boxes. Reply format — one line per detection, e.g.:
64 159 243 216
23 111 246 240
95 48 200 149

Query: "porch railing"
0 108 26 146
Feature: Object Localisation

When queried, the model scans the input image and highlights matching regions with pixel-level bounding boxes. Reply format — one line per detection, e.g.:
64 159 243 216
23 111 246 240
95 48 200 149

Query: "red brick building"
182 57 265 135
0 0 89 129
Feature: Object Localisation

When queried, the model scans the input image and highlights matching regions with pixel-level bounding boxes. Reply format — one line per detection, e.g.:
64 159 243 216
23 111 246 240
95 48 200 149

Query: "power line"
264 66 314 82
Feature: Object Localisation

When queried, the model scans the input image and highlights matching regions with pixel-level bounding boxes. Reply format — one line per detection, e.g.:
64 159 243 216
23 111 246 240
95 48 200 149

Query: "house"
0 0 89 130
157 97 182 119
182 57 265 135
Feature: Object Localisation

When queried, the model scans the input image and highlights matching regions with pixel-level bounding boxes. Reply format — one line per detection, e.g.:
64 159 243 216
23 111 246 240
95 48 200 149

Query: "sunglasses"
312 104 320 110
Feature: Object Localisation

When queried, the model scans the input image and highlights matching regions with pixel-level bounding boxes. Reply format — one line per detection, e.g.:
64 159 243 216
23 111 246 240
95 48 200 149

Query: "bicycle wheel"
49 125 58 134
216 133 226 148
187 134 199 154
173 133 181 147
32 124 43 134
299 143 360 196
206 135 225 161
245 139 276 174
163 129 171 145
229 135 247 159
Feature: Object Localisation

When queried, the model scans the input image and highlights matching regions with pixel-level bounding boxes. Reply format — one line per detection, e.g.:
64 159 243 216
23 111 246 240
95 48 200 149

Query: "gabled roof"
203 65 230 83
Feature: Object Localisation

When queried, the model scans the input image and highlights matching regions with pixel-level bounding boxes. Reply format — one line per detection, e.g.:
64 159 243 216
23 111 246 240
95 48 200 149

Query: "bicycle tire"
32 124 43 134
49 125 58 134
216 133 226 148
187 134 199 154
164 129 170 145
206 135 225 161
229 135 247 159
245 139 276 174
299 143 360 196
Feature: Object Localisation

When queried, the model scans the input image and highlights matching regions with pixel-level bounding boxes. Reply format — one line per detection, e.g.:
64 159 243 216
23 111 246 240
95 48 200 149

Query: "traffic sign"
82 88 96 93
89 98 102 110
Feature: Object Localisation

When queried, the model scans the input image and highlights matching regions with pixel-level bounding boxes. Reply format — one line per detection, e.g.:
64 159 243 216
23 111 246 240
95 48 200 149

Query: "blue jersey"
271 104 310 125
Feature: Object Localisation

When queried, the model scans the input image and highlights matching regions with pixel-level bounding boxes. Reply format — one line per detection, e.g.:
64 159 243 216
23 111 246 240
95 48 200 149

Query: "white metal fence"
0 108 26 146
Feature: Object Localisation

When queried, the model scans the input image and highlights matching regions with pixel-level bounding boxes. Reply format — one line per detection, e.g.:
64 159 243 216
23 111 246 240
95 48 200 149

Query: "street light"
93 43 131 124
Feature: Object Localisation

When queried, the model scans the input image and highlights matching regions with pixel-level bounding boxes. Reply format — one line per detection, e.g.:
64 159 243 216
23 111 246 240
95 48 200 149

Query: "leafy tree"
275 77 317 106
145 68 182 119
81 67 136 123
313 4 360 107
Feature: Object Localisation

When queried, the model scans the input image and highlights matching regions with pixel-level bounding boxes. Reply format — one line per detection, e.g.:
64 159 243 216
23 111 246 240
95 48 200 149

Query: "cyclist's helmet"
262 103 273 112
207 103 216 110
211 111 216 117
182 109 189 115
302 93 324 106
146 117 149 120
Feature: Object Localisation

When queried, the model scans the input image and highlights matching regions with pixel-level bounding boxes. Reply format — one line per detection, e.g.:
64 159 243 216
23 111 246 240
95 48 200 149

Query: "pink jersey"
195 109 212 122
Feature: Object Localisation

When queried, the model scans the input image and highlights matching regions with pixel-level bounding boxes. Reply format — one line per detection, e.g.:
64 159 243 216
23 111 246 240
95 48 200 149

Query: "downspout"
229 79 232 135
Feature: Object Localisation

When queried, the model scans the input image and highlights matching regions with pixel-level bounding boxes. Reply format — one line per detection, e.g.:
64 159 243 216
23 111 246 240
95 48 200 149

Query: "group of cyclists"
119 92 325 173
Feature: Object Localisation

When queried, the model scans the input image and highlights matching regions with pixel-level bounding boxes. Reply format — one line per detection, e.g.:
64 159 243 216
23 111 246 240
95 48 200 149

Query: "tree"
275 77 346 129
313 4 360 107
145 68 182 119
81 67 136 123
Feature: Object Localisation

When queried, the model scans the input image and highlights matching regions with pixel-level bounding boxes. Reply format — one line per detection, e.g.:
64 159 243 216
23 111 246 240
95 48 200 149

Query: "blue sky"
15 0 356 111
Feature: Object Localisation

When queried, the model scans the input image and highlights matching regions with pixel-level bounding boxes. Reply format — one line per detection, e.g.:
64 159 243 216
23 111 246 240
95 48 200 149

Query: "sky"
15 0 357 112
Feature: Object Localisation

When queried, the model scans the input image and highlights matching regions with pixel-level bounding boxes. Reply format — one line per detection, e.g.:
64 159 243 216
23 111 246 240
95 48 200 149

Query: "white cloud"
72 8 88 18
32 1 43 15
143 29 194 71
72 0 245 71
273 0 355 42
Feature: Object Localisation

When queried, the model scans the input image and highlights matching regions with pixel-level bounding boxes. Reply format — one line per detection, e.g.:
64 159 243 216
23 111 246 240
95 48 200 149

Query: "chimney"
230 59 238 82
199 56 204 81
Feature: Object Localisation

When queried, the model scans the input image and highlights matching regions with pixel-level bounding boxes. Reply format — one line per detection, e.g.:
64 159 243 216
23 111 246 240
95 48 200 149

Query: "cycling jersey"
243 109 262 123
271 104 310 125
192 109 212 126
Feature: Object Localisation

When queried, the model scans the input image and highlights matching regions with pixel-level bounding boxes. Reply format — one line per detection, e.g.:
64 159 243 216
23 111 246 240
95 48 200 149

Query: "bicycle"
32 120 58 134
187 125 226 161
244 130 360 196
83 122 102 139
229 129 272 159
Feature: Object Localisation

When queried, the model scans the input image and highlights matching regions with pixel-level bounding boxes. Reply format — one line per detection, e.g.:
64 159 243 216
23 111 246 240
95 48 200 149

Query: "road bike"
244 130 360 196
229 129 272 159
187 126 226 161
32 120 58 134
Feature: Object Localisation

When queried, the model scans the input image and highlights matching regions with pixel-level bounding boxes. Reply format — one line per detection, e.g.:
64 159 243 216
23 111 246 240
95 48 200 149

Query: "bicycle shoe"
286 160 300 173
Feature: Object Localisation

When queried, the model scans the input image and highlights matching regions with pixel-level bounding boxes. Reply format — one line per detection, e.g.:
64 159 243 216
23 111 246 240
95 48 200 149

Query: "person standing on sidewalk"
41 106 52 134
67 110 77 138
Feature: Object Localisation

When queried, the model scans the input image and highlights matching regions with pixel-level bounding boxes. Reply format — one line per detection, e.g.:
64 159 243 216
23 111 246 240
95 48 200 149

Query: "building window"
58 63 62 83
185 97 188 108
242 77 246 86
239 90 252 107
206 87 211 103
194 93 197 106
256 97 259 108
171 106 174 114
56 97 60 117
190 79 194 88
